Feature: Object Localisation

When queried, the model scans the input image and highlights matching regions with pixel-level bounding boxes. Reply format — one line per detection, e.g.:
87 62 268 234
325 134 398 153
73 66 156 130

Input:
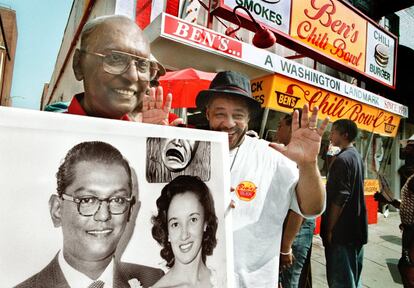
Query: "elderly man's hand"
142 86 172 125
269 104 329 166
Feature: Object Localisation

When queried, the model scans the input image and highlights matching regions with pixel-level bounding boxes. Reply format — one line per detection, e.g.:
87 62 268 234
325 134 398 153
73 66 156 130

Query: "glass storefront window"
261 110 396 184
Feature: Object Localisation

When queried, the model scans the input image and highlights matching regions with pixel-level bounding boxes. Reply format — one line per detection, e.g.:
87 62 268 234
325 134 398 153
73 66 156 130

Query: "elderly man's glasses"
81 50 159 81
61 193 134 217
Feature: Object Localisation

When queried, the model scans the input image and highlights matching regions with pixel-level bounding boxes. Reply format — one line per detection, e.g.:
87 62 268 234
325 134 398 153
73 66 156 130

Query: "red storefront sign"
163 15 243 58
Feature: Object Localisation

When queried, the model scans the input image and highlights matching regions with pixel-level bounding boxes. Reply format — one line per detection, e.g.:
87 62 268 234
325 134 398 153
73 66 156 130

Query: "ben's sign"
251 74 401 137
364 179 380 196
213 0 397 88
163 14 243 58
275 92 300 109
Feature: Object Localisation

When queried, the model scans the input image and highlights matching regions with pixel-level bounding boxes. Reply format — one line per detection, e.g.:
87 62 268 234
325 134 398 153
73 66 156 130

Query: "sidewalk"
311 211 403 287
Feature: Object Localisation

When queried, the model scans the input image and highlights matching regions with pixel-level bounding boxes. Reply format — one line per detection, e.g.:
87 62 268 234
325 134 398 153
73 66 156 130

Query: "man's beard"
230 126 248 150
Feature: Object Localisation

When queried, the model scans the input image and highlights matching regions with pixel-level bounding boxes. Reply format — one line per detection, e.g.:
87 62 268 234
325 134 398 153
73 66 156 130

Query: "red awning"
159 68 216 108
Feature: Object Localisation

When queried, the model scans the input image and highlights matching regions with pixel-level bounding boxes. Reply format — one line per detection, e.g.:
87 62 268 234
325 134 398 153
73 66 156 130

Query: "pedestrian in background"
320 119 368 288
398 170 414 288
373 135 414 287
396 135 414 287
277 111 316 288
399 135 414 187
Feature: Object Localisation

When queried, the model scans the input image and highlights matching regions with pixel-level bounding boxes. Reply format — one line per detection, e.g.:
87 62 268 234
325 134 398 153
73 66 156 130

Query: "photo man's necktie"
87 280 104 288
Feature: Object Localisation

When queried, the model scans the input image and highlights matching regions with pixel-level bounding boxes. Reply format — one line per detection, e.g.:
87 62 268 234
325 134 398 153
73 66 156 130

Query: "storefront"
43 0 409 213
250 72 406 224
143 9 408 224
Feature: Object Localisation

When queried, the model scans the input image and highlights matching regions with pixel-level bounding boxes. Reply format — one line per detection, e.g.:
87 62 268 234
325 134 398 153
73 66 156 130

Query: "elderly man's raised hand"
269 104 329 166
142 86 172 125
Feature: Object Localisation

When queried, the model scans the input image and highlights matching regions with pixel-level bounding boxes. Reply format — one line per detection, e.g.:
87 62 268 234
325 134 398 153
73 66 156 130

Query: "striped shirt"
401 174 414 225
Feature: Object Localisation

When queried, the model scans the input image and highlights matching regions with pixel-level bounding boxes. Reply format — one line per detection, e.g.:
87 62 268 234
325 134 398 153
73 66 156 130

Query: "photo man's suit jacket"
14 254 164 288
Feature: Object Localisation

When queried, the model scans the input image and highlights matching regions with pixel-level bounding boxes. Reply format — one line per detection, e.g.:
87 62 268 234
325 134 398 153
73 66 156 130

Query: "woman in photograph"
151 175 218 288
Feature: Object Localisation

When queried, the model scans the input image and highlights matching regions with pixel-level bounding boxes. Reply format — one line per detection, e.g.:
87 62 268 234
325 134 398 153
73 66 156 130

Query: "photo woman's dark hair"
151 175 218 268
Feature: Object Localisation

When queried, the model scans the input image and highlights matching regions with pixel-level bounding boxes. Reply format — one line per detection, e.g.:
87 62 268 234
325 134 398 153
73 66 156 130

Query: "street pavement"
311 211 403 287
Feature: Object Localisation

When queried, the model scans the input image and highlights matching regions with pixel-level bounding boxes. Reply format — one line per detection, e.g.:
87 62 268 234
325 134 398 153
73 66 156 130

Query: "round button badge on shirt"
235 181 257 201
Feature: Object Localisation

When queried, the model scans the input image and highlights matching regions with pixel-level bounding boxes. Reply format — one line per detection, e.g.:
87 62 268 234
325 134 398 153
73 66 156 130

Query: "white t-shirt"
230 136 302 288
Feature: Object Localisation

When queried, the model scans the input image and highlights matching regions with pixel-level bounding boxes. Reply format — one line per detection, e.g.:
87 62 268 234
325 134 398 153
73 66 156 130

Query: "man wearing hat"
196 71 328 287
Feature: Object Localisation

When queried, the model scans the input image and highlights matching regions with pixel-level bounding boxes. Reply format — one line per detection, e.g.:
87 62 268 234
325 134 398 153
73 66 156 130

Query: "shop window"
351 131 397 198
217 105 399 188
261 110 331 175
358 132 391 178
260 109 284 142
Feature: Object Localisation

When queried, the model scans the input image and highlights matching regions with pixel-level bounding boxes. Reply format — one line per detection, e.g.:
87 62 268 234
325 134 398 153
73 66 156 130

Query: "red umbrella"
159 68 216 109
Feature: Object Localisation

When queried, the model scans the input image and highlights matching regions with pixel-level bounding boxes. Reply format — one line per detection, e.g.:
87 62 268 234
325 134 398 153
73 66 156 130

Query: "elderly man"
16 141 163 288
195 71 328 287
69 15 172 124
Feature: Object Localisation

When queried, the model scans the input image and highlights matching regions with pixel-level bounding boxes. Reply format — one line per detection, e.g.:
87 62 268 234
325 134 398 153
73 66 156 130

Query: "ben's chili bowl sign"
290 0 367 71
212 0 396 87
252 74 401 137
235 181 257 201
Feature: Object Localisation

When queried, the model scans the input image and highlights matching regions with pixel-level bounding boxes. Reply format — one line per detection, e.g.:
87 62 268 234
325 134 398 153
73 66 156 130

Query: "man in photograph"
16 141 163 288
195 71 328 287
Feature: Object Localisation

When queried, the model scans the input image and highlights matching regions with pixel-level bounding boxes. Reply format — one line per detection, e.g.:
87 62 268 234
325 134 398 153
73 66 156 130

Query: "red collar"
67 93 131 121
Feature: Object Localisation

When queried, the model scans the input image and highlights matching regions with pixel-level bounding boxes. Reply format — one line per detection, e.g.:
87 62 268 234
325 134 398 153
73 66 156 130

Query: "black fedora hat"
196 71 261 116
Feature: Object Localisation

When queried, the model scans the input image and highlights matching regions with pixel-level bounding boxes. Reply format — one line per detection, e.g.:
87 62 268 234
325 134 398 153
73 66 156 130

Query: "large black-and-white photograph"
0 108 232 287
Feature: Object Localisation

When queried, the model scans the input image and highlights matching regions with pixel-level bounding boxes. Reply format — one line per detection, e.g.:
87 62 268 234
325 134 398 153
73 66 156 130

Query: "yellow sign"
290 0 367 71
364 179 380 196
251 74 401 137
